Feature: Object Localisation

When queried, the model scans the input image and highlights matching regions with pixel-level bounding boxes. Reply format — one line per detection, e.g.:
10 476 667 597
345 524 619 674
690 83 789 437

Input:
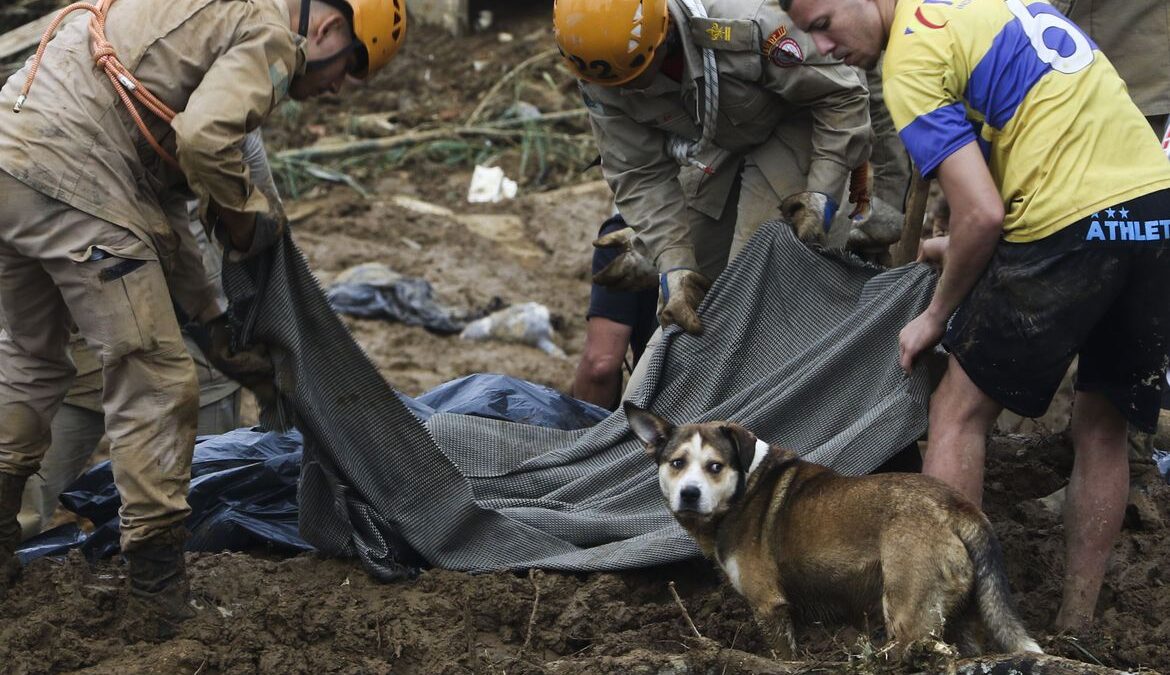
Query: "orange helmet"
553 0 670 86
306 0 407 78
346 0 407 79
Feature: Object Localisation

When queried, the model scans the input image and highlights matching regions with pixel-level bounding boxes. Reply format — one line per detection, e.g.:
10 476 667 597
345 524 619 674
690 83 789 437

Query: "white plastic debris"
460 302 565 358
467 165 518 204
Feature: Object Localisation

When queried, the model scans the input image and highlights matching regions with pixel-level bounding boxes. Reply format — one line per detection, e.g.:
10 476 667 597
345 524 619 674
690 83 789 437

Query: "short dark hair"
778 0 793 10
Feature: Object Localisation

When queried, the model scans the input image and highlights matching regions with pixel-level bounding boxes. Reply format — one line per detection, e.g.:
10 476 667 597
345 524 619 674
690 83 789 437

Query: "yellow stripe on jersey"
883 0 1170 242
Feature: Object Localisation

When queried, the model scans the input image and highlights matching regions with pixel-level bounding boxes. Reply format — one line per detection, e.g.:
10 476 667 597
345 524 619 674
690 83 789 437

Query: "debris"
474 10 492 31
459 302 565 357
1156 448 1170 483
391 194 454 217
467 165 518 203
326 262 476 335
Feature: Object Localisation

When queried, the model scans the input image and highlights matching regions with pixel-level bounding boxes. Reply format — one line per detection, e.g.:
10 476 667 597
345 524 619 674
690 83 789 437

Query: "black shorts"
588 214 659 363
943 188 1170 432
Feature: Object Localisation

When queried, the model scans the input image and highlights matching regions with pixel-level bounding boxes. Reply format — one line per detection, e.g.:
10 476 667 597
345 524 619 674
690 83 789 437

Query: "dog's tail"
955 516 1043 654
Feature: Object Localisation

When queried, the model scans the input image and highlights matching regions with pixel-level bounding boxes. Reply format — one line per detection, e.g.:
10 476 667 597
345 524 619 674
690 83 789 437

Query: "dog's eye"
708 462 723 474
670 458 685 469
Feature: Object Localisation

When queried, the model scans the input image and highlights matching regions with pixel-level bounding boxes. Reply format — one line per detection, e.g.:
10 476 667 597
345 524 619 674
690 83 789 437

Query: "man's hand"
201 315 277 405
658 268 712 335
898 310 947 374
591 226 658 291
781 192 838 244
216 208 286 262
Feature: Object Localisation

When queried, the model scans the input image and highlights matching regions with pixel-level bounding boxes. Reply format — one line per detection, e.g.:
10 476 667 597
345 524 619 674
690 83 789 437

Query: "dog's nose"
680 486 701 505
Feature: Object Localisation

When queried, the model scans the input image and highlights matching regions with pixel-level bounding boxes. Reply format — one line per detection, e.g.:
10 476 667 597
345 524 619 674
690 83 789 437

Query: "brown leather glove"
780 191 837 245
591 226 658 292
658 268 712 335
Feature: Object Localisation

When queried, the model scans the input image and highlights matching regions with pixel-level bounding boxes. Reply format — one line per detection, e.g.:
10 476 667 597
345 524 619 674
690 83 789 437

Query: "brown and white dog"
625 402 1041 658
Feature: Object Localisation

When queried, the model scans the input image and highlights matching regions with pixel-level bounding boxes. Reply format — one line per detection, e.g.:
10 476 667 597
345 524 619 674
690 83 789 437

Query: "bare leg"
571 317 632 410
922 356 1003 508
1053 390 1128 632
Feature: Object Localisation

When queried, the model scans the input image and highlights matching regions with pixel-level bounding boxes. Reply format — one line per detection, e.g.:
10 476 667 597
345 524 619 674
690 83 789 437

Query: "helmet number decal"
569 54 619 82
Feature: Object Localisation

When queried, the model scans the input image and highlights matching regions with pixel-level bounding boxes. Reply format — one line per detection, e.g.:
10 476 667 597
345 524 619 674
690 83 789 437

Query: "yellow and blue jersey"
883 0 1170 242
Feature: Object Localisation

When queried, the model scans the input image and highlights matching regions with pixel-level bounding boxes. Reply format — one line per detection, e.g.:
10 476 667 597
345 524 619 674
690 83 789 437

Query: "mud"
1 5 1168 675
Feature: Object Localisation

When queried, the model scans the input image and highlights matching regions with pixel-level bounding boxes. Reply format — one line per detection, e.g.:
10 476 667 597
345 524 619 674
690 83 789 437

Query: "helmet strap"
303 40 357 72
298 0 311 37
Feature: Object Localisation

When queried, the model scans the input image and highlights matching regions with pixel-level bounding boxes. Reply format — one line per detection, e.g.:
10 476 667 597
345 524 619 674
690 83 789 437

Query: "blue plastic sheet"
16 374 610 562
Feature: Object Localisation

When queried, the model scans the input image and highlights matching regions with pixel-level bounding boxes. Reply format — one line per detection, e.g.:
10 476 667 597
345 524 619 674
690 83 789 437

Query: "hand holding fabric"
657 268 712 335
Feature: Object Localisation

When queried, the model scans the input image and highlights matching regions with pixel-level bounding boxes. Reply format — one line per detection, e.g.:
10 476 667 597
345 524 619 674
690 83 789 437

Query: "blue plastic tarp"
17 373 610 563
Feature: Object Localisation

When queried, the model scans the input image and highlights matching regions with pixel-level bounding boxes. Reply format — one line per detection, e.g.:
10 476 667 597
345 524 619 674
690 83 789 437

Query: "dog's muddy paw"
901 636 958 671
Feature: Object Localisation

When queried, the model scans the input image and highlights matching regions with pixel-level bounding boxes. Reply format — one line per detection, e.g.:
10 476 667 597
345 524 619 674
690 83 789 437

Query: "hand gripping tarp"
221 221 937 581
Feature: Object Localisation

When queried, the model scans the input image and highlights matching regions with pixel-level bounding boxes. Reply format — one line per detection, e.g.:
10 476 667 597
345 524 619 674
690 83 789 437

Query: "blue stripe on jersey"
899 101 977 177
965 2 1094 130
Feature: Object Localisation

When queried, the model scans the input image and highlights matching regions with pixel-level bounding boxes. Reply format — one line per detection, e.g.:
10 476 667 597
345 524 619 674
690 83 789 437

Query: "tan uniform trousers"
16 340 240 538
0 170 198 551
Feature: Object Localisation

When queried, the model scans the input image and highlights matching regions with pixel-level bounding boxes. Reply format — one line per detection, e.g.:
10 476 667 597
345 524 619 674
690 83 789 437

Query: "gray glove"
847 195 904 250
591 226 658 291
658 268 712 335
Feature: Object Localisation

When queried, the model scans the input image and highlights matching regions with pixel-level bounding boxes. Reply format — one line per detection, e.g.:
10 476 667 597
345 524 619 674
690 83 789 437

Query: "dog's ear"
624 401 673 459
720 423 758 473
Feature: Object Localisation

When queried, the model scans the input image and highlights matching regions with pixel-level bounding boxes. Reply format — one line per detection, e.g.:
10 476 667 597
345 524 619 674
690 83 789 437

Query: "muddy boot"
0 471 29 596
122 525 196 640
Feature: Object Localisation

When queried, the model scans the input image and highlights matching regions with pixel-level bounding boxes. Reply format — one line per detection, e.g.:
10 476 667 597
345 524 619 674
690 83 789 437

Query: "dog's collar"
747 439 768 476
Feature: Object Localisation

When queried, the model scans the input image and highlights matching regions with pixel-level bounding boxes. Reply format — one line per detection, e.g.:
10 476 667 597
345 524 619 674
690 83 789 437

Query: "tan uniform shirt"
581 0 870 271
0 0 304 267
1070 0 1170 118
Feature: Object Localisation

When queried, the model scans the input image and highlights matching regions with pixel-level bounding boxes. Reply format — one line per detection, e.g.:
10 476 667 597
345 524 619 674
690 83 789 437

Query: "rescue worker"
0 0 406 636
782 0 1170 633
15 130 282 538
572 212 658 410
553 0 872 335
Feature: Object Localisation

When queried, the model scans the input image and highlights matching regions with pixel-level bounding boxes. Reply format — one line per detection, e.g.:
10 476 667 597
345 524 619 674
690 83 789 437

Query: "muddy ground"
2 4 1170 674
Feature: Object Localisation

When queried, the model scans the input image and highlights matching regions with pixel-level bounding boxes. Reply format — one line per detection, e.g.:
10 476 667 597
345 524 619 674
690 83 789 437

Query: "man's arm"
757 12 871 198
584 85 696 272
170 10 300 251
898 142 1004 372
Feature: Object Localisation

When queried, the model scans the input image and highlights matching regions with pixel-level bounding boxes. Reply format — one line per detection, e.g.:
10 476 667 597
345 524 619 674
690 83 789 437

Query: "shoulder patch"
689 17 758 51
767 35 804 67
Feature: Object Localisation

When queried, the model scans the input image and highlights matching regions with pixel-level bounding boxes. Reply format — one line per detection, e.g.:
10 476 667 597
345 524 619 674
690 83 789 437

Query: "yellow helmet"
346 0 407 79
553 0 669 86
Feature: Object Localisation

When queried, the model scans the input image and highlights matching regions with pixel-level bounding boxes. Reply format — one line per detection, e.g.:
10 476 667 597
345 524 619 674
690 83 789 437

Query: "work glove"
199 314 277 406
780 191 838 245
223 211 287 263
847 195 904 250
591 226 659 291
658 268 712 335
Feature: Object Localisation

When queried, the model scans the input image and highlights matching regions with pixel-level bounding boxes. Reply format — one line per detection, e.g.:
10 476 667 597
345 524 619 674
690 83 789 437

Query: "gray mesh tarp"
222 221 937 580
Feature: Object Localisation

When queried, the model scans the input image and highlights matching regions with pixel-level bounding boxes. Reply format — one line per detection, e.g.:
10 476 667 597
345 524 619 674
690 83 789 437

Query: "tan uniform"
1069 0 1170 120
582 0 870 278
0 0 303 550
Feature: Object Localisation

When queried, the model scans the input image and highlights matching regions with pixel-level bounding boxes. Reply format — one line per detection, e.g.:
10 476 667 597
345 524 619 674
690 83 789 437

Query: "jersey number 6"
1005 0 1093 74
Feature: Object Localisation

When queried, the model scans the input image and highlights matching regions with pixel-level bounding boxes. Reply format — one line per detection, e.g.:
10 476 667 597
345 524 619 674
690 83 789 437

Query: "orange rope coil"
16 0 180 168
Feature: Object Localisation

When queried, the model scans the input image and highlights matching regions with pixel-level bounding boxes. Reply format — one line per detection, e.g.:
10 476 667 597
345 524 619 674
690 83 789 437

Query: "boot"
0 471 28 594
122 525 196 640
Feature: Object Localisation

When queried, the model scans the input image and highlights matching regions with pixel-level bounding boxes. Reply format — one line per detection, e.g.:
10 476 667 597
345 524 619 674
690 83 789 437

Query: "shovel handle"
893 169 931 266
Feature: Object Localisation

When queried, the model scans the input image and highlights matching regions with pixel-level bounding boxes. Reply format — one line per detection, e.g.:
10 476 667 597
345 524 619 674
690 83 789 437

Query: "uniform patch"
706 22 732 42
768 36 804 67
763 25 788 54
